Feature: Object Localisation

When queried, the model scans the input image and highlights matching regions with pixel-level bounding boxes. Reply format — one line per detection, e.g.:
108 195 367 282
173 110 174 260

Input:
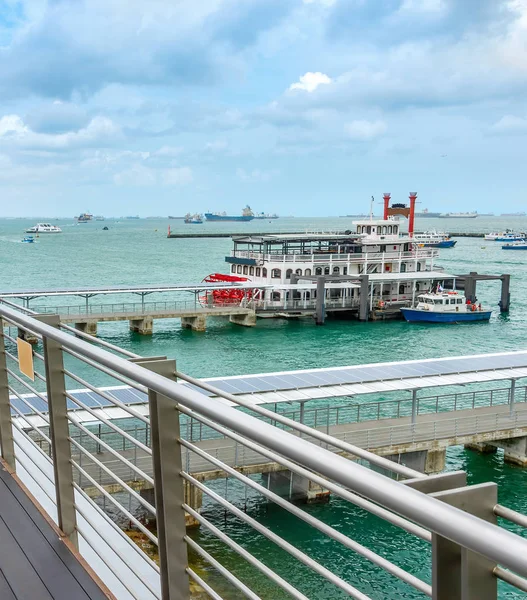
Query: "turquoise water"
2 216 527 598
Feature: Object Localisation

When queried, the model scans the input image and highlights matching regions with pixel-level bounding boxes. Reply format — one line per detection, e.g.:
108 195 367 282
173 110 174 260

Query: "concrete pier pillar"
315 277 326 325
74 321 98 337
359 275 369 321
17 327 39 344
229 311 257 327
264 470 330 504
464 442 498 454
463 272 478 303
140 480 203 528
493 436 527 466
129 316 153 335
500 274 511 312
181 315 207 331
386 448 446 474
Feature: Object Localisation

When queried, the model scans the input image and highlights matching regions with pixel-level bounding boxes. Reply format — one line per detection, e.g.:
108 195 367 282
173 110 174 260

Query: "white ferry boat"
202 216 444 312
25 223 62 234
485 231 525 242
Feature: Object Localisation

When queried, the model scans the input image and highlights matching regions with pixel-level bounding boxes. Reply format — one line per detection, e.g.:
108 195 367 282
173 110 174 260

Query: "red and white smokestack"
383 193 391 220
408 192 417 236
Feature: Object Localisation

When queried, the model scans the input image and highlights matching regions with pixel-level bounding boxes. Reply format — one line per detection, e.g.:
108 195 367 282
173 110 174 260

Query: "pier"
2 303 527 598
166 230 493 239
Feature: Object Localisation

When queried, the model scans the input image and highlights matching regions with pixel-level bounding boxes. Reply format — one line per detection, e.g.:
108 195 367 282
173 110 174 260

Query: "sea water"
1 216 527 598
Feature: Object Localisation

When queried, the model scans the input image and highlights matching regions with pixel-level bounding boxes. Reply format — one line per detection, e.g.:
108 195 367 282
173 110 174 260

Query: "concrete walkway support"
264 470 330 504
140 480 203 528
490 436 527 466
181 315 207 331
500 274 511 312
17 327 39 344
386 448 446 474
464 443 498 454
74 321 97 337
229 311 256 327
129 316 153 335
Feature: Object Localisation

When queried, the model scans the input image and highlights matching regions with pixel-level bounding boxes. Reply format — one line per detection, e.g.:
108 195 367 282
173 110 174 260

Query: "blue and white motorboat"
502 241 527 250
413 231 456 248
401 292 492 323
21 236 35 243
487 232 525 242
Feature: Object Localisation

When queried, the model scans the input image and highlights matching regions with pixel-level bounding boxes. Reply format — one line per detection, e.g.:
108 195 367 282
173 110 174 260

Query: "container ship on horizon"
205 205 255 222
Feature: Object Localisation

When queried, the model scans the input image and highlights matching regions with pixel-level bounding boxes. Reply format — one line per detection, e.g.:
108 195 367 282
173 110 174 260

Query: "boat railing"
2 302 527 599
231 249 438 263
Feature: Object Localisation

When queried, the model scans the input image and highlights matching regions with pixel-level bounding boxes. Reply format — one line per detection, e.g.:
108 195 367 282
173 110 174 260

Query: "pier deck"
0 464 107 600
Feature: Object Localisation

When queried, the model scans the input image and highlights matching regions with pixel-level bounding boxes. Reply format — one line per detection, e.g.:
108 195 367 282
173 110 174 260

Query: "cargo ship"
415 208 441 218
205 205 255 222
439 212 478 218
254 212 279 219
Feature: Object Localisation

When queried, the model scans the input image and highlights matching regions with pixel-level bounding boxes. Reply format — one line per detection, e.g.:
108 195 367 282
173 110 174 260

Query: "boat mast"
369 196 374 221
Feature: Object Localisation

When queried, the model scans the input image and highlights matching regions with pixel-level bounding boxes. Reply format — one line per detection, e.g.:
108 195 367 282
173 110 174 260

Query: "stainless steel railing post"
0 322 15 470
431 482 498 600
138 358 190 600
40 314 79 549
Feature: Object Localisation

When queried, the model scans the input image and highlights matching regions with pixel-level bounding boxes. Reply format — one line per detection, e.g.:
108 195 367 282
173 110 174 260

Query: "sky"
1 0 527 217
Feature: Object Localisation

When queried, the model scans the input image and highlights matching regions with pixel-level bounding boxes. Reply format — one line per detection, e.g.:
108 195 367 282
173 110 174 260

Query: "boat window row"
357 225 399 235
230 265 350 278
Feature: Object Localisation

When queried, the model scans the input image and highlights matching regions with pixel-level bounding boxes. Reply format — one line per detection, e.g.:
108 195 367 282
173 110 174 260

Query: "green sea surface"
1 216 527 599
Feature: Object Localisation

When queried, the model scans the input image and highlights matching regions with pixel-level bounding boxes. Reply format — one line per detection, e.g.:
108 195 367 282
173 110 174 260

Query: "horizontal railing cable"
175 370 423 480
186 568 223 600
72 483 160 576
70 464 157 544
178 406 430 541
65 416 154 486
493 504 527 528
64 391 151 454
63 369 150 424
184 505 309 600
181 439 431 595
60 323 141 358
185 536 262 600
63 348 147 393
3 305 527 578
494 567 527 593
184 473 371 600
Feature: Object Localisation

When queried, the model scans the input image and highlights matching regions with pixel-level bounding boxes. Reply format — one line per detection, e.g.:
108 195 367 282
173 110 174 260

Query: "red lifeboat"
200 273 254 306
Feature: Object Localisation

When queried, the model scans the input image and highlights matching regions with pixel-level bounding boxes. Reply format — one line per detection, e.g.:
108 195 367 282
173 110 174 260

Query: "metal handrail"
2 304 527 579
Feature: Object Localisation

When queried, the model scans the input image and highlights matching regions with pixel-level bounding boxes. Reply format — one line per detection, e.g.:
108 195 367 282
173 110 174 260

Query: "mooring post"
315 277 326 325
359 275 369 321
500 274 511 312
464 272 478 303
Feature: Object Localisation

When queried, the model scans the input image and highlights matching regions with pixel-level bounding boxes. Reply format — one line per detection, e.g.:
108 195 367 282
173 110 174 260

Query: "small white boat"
401 291 492 323
485 231 525 242
413 231 456 248
25 223 62 233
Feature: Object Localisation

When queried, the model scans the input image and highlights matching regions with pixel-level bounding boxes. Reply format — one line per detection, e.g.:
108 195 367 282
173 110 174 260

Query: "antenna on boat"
370 196 374 221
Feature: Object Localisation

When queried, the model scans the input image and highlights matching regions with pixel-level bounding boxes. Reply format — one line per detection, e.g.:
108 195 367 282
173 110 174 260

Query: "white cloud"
155 146 184 157
205 140 228 151
114 164 193 186
345 120 387 141
236 168 279 182
0 115 28 136
289 72 332 93
490 115 527 135
0 114 121 149
113 164 157 186
161 167 193 185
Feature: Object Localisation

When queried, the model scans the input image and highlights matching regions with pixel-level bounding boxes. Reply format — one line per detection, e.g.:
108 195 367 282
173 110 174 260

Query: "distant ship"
76 212 93 223
204 205 255 222
184 213 203 224
501 212 526 217
125 215 140 219
415 208 441 218
254 212 279 220
95 215 105 221
439 212 478 219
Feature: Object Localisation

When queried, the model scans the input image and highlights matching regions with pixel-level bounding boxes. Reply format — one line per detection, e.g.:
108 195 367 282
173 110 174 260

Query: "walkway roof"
10 350 527 426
